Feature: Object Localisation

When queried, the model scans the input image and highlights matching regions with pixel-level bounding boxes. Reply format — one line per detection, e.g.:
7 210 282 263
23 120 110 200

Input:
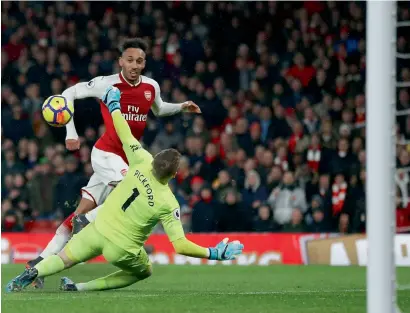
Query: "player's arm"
160 207 244 261
151 80 201 116
62 77 108 148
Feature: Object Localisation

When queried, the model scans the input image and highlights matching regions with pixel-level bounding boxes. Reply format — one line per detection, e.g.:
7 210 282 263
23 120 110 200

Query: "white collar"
121 71 142 87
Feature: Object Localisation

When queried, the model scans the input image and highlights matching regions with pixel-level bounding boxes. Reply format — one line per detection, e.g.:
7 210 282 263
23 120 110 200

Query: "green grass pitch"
2 264 410 313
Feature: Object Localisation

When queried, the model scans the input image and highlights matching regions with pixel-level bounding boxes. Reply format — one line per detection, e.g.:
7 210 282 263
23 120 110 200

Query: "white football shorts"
81 147 128 206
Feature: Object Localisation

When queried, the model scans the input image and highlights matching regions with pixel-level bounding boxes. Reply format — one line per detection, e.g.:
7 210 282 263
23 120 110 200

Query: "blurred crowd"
2 2 410 233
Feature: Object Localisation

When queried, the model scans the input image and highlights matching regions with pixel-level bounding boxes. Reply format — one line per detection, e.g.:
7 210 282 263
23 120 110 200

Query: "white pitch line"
3 289 367 301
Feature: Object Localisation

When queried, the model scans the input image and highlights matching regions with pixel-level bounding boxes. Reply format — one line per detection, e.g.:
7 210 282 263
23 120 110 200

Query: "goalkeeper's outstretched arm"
172 237 244 261
111 110 138 146
102 86 152 165
172 237 210 258
101 86 140 146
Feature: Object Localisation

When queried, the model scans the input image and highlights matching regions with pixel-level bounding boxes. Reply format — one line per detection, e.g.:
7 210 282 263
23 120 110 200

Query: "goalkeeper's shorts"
64 223 151 274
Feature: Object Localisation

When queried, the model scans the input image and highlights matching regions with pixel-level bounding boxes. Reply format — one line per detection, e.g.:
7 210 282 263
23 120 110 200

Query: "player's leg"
6 223 104 292
34 197 96 260
27 170 106 267
73 148 128 233
63 244 152 292
25 176 101 288
72 205 104 234
25 211 79 289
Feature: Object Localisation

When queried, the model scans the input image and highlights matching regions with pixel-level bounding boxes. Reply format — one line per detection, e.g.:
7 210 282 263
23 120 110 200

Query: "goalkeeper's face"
119 48 146 82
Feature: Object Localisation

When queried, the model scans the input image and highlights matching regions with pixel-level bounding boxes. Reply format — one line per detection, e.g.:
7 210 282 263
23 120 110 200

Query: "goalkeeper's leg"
26 198 96 288
6 223 103 292
29 198 96 266
36 222 103 276
73 268 151 291
67 241 152 292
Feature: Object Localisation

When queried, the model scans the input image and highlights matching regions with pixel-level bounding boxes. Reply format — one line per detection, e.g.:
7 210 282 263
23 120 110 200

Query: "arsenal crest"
144 90 152 101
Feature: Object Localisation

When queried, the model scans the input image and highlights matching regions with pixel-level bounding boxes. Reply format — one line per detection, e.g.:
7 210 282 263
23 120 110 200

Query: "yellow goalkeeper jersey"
94 114 184 255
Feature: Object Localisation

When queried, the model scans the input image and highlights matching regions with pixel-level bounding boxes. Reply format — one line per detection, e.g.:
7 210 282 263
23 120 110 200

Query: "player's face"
119 48 146 82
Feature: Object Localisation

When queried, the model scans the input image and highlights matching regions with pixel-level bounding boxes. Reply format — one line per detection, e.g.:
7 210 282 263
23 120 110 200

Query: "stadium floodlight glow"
366 1 401 313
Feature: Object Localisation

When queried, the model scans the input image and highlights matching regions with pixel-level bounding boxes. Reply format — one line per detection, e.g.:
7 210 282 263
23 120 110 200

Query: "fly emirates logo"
122 105 147 122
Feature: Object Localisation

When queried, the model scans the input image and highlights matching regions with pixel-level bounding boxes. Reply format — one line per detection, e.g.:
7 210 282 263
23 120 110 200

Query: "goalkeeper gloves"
208 237 244 261
101 86 121 113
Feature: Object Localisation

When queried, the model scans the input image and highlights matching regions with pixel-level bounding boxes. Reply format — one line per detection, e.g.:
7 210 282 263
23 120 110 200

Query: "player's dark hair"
152 149 181 181
119 38 148 54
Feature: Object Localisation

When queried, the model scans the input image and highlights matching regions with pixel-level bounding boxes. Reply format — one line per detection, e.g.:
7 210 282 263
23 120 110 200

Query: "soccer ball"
42 95 74 127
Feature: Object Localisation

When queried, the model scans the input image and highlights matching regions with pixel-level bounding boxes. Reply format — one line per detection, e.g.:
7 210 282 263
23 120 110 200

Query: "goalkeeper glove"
208 237 244 261
101 86 121 113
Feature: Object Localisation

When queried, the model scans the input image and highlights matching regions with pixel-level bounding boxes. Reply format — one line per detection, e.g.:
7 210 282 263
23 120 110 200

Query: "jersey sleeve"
159 205 185 243
63 76 111 140
110 110 152 165
150 80 185 117
122 141 153 165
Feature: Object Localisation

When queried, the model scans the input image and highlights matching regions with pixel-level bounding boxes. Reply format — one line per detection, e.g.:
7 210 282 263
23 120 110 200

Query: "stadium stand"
2 1 410 234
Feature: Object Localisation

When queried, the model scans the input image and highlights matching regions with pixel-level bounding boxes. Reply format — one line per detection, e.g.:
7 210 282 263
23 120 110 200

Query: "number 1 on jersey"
122 188 140 212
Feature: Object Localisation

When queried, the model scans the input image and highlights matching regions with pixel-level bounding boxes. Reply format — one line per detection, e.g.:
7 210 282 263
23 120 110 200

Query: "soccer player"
6 86 244 293
27 38 201 278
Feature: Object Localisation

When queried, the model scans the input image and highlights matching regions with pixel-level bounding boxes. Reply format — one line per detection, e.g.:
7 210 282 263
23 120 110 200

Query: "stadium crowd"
2 2 410 234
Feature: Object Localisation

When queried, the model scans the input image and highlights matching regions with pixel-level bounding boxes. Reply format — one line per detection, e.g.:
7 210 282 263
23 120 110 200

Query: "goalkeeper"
6 86 244 293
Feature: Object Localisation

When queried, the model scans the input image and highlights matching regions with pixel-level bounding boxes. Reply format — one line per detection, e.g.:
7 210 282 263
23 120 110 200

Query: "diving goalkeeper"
6 86 244 293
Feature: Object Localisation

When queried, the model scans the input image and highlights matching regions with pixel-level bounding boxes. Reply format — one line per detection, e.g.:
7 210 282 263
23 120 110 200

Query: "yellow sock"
76 270 140 291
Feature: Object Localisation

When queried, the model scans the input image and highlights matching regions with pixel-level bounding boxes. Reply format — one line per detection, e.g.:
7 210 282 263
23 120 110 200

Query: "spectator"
53 156 87 218
2 199 24 232
268 171 307 225
2 104 33 145
235 118 254 156
320 118 339 150
151 121 184 152
282 208 307 232
213 170 235 203
344 169 366 233
268 172 306 225
27 160 58 217
331 173 349 228
188 176 205 207
266 166 283 193
306 133 322 174
253 204 278 232
286 53 316 88
186 116 210 143
198 143 224 183
191 185 217 233
328 138 358 176
241 170 268 211
2 148 25 176
26 140 40 169
269 105 292 140
216 189 252 232
2 2 408 234
303 107 320 135
306 195 331 232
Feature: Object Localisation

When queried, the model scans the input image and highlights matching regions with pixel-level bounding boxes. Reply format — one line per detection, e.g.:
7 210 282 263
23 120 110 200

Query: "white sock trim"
75 283 87 291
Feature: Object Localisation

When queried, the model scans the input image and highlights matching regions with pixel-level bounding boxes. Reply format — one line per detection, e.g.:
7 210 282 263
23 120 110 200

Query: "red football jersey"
62 72 184 163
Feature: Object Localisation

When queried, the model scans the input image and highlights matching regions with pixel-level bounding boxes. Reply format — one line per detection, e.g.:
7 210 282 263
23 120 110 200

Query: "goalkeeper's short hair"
152 149 181 181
